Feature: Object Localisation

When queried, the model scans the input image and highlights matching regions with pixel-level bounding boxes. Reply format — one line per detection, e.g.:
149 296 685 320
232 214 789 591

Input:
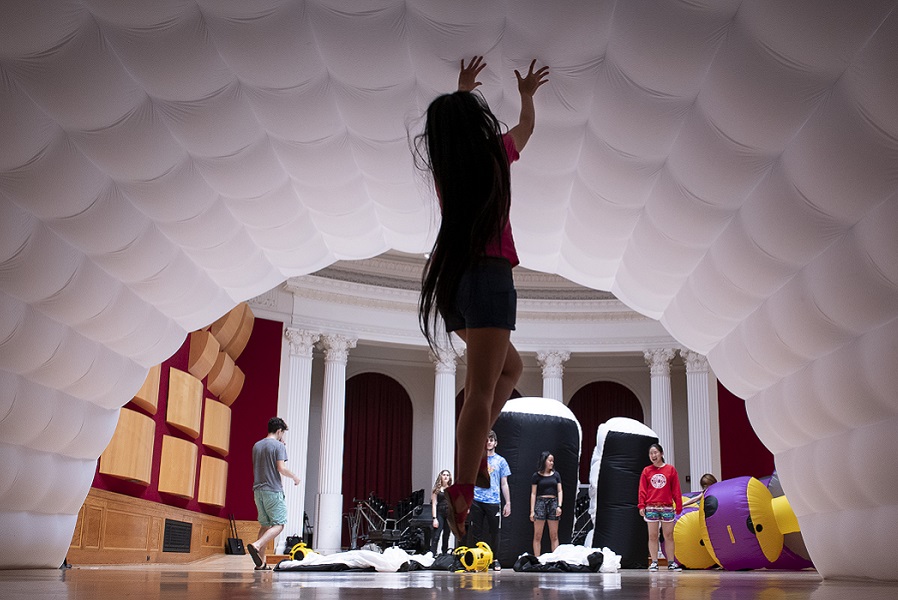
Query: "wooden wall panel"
218 366 245 406
222 304 255 360
68 488 265 565
131 364 161 414
188 330 220 380
210 303 246 349
206 351 234 398
157 435 197 499
202 398 231 456
166 368 203 438
103 510 151 551
201 522 225 549
98 408 155 485
82 506 103 550
198 455 228 507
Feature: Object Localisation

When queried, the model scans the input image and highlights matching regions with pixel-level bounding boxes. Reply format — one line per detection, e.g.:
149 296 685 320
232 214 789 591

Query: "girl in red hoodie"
638 443 683 571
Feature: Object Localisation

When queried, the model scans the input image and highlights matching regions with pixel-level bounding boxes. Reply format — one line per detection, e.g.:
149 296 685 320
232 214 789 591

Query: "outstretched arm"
508 59 549 152
458 56 486 92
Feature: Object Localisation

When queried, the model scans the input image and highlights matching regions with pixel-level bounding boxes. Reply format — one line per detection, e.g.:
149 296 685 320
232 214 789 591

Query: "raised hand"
514 59 549 97
458 56 487 92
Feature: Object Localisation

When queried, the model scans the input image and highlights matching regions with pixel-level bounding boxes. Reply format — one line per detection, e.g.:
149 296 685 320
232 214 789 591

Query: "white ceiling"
1 0 897 577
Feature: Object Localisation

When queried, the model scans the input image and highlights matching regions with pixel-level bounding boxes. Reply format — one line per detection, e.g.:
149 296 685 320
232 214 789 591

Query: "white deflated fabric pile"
1 0 896 579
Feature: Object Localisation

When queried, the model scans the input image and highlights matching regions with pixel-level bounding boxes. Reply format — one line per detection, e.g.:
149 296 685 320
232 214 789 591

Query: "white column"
313 333 356 554
431 345 462 481
644 348 677 464
276 328 319 553
536 350 571 403
682 349 713 491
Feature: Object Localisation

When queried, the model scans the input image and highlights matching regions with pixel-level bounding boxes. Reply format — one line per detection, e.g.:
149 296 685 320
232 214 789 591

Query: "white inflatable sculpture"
1 1 896 579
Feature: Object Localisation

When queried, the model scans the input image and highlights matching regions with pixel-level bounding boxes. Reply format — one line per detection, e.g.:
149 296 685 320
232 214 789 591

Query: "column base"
314 493 344 554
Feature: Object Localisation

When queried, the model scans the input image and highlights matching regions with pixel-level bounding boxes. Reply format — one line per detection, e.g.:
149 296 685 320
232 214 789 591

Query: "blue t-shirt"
474 453 511 504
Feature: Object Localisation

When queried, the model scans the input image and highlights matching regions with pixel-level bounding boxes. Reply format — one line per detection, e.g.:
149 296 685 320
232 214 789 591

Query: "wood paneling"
68 488 265 564
103 510 151 551
222 303 255 360
158 435 197 499
188 330 220 380
206 351 234 398
218 366 244 406
198 456 228 507
83 506 103 550
210 304 245 350
202 398 231 456
98 408 155 485
131 364 161 415
167 368 203 438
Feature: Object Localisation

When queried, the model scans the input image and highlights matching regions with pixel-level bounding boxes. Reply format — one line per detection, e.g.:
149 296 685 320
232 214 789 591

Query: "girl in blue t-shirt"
530 451 563 556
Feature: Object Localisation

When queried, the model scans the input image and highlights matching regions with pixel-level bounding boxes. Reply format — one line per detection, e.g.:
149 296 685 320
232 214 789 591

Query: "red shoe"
475 456 490 488
444 483 474 540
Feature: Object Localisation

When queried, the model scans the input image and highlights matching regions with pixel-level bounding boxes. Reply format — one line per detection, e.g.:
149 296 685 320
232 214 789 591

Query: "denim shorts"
441 257 516 332
254 489 287 527
533 496 559 521
643 504 676 523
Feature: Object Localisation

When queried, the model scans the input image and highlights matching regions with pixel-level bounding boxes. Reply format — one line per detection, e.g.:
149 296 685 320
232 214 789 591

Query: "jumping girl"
415 55 549 539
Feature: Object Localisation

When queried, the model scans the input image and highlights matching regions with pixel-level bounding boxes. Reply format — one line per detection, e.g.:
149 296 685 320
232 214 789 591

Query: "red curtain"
717 382 774 479
568 381 644 484
342 373 413 543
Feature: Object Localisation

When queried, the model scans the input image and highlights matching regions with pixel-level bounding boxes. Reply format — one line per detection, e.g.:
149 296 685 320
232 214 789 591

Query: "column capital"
318 333 357 364
430 345 464 375
536 350 571 379
681 348 709 374
644 348 677 376
285 328 320 358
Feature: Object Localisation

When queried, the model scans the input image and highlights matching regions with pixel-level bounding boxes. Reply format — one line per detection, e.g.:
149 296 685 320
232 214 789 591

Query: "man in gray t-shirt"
247 417 300 570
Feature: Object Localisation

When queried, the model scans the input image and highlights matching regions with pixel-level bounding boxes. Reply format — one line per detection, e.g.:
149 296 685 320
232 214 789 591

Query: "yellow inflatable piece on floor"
455 542 493 572
289 542 316 560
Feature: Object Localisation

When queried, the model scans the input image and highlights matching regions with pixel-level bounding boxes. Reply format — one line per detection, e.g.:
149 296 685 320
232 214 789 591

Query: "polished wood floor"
2 555 897 600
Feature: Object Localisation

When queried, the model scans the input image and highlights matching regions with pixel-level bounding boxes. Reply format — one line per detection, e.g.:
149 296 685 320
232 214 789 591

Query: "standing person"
682 473 718 508
247 417 300 570
415 55 549 539
467 430 511 555
529 451 563 557
430 469 453 555
638 443 683 571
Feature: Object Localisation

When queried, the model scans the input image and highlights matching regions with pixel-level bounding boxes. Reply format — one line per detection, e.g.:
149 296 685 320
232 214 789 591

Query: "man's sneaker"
648 561 659 571
668 561 682 571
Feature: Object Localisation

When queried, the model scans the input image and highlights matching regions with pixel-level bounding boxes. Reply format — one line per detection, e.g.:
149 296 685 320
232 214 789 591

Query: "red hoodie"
638 462 683 513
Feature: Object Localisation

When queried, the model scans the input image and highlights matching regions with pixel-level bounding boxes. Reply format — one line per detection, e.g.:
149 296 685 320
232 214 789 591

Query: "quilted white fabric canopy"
1 0 896 578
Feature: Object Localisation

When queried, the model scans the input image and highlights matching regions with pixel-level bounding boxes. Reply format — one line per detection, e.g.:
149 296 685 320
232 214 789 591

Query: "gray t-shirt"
252 437 288 492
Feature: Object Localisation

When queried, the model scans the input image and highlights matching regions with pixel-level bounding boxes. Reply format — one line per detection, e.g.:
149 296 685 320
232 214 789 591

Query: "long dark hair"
414 91 511 349
537 451 553 473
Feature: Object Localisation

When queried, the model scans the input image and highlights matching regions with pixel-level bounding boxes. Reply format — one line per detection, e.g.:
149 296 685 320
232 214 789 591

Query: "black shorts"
440 257 516 332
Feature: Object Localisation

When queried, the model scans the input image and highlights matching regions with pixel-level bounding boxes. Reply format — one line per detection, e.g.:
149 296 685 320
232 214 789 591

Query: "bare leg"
454 328 515 486
647 521 660 565
487 343 522 425
661 520 676 565
252 524 284 565
532 520 545 556
547 518 560 552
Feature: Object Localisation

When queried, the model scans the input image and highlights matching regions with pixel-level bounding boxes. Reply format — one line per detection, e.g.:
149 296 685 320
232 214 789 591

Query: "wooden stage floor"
1 555 896 599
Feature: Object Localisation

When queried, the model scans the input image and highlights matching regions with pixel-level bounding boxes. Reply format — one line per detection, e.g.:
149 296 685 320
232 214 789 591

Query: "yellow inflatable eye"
745 477 783 563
